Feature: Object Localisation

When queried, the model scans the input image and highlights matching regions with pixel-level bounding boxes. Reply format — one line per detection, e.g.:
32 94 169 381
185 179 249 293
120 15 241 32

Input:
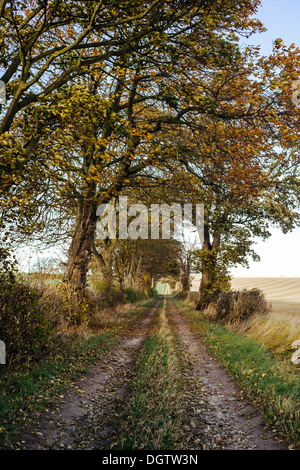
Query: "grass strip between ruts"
116 297 186 450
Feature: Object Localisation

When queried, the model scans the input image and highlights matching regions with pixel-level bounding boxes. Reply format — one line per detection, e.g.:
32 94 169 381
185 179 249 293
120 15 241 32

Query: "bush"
56 283 96 326
0 279 53 369
125 287 157 303
89 283 157 309
175 291 188 300
125 287 146 303
213 289 271 325
186 291 198 304
203 302 218 320
88 281 124 308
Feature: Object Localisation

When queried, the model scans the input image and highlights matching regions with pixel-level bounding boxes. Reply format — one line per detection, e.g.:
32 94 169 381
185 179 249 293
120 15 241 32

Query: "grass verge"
173 297 300 450
0 297 158 446
116 298 185 450
240 314 300 356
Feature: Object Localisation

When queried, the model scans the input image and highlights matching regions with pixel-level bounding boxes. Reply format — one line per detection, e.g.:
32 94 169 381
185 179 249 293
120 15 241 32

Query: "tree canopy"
0 0 299 301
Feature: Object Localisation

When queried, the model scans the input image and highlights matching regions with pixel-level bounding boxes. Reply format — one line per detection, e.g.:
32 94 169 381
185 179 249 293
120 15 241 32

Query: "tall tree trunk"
118 275 125 297
92 239 116 287
195 228 221 310
113 252 125 300
124 256 137 288
66 199 97 292
134 255 143 289
180 251 191 293
180 270 191 292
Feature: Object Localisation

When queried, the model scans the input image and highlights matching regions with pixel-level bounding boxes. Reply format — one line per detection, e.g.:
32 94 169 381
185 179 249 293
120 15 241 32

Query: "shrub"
125 286 157 303
186 291 198 304
203 302 218 320
214 289 271 325
175 291 188 300
88 282 157 309
147 287 158 299
57 283 95 326
88 281 124 308
125 287 146 303
214 291 239 323
0 278 53 369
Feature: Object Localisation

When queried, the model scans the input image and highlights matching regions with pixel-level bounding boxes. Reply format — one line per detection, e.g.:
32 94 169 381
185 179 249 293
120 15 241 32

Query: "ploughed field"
190 276 300 327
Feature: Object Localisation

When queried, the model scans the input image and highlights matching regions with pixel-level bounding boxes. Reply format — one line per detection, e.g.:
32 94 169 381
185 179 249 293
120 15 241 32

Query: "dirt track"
2 299 161 450
1 296 288 450
166 297 288 450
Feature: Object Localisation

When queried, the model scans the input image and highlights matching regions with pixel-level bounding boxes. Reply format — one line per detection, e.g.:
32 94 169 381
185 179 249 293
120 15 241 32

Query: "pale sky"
242 0 300 55
231 0 300 277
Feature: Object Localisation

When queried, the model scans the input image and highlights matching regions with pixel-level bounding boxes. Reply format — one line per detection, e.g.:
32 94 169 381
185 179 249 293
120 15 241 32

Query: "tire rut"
166 296 288 450
2 299 161 450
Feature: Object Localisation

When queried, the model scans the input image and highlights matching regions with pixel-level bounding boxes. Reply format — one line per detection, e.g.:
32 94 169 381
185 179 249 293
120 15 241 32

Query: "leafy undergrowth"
116 299 185 450
173 298 300 450
0 297 158 445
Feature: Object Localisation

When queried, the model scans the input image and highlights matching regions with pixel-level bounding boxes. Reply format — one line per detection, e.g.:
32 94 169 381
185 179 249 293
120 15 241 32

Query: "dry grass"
89 299 148 331
189 277 300 355
239 313 300 355
269 303 300 330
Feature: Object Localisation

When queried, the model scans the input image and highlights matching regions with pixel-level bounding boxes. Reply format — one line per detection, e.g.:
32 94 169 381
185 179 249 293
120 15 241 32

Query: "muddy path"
2 299 162 450
166 296 288 450
2 295 289 451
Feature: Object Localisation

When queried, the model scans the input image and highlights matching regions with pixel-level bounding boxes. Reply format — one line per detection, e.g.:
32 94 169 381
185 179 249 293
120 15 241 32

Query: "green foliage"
89 280 124 308
125 286 157 303
0 246 17 282
88 280 157 309
175 291 188 300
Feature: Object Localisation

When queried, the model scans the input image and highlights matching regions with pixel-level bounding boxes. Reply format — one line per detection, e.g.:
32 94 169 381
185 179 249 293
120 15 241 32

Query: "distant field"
190 276 300 325
231 277 300 327
230 277 300 303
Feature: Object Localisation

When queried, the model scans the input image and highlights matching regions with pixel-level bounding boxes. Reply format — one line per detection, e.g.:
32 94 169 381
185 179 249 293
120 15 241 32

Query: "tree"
1 0 263 192
90 236 181 299
188 130 300 310
6 0 298 297
148 41 300 309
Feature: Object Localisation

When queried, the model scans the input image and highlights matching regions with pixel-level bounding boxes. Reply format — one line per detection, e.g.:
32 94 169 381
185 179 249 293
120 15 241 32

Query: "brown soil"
166 297 288 450
2 300 160 450
1 296 290 451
